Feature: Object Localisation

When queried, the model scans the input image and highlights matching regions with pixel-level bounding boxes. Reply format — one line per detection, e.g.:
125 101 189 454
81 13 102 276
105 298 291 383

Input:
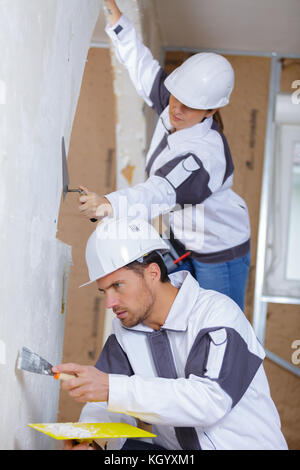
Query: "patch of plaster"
121 164 135 185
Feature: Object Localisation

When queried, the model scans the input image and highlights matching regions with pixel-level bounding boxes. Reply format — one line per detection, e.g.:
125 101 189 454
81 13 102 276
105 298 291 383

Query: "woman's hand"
104 0 122 27
78 186 113 221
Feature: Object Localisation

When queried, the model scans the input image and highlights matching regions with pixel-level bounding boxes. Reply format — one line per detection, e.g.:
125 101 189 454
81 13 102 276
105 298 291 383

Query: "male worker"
53 217 288 450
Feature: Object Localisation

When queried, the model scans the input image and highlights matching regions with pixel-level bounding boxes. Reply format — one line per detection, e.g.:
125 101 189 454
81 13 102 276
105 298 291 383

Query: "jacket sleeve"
105 174 177 221
107 300 265 428
105 14 170 113
105 155 216 219
105 151 217 218
154 153 213 207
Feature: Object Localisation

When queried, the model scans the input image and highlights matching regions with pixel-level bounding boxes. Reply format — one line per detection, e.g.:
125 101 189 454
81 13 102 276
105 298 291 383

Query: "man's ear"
145 262 161 282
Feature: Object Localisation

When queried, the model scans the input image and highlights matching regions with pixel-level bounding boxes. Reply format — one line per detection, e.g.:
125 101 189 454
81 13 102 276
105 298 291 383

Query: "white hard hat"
80 217 169 287
164 52 235 109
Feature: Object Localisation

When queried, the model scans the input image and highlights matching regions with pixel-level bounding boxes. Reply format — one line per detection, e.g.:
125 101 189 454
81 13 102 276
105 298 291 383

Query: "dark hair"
212 110 224 133
125 251 169 283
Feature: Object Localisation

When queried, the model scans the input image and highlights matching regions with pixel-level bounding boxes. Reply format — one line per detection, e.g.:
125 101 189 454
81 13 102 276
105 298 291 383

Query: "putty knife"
17 347 73 381
62 136 97 222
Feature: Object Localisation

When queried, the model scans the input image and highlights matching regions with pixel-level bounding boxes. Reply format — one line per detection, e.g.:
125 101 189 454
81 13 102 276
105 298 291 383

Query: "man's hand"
62 440 93 451
52 363 109 403
78 186 113 221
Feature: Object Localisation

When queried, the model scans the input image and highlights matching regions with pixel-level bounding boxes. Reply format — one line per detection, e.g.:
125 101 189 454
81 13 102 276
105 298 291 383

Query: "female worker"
79 0 251 311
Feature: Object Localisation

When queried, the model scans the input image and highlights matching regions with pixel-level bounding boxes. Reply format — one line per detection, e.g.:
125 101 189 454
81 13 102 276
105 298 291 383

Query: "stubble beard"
121 283 156 328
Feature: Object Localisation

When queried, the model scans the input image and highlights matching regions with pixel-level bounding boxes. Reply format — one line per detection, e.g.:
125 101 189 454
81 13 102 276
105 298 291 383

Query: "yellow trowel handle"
54 372 74 381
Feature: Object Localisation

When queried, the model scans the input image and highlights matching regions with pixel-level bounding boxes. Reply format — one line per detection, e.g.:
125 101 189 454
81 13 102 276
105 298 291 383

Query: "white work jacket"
104 15 251 262
80 271 288 450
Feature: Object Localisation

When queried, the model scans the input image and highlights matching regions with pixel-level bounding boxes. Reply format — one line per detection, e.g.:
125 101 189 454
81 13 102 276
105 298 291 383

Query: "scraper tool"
62 136 97 222
17 346 73 381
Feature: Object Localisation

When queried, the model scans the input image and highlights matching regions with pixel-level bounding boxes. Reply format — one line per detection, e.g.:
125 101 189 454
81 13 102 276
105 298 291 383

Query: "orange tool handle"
54 373 74 381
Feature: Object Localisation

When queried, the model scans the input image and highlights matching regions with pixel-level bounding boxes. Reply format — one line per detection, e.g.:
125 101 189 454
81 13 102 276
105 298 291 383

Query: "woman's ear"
205 108 218 119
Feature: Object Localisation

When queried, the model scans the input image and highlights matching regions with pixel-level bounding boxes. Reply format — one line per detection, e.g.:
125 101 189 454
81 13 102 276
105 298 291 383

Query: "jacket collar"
123 271 200 334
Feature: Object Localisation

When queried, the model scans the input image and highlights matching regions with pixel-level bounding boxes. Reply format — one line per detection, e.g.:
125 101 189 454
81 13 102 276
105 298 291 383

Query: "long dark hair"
213 110 224 133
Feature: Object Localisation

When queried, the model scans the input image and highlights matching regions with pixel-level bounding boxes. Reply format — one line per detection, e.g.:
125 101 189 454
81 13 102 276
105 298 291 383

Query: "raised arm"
103 2 168 111
104 0 122 27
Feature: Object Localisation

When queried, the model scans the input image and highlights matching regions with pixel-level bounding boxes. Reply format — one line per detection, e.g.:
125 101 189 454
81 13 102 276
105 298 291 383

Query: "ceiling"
92 0 300 56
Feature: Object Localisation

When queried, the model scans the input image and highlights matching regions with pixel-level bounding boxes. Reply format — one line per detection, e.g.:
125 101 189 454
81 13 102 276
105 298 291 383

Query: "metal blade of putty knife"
17 347 74 381
62 136 70 200
61 136 97 222
17 347 54 376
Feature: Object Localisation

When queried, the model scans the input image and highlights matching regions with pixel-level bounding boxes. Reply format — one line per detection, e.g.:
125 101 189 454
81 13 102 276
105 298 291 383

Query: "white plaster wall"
0 0 100 450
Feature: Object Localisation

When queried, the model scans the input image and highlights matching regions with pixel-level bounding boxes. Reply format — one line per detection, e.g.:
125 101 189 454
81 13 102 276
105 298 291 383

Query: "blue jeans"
173 251 251 311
